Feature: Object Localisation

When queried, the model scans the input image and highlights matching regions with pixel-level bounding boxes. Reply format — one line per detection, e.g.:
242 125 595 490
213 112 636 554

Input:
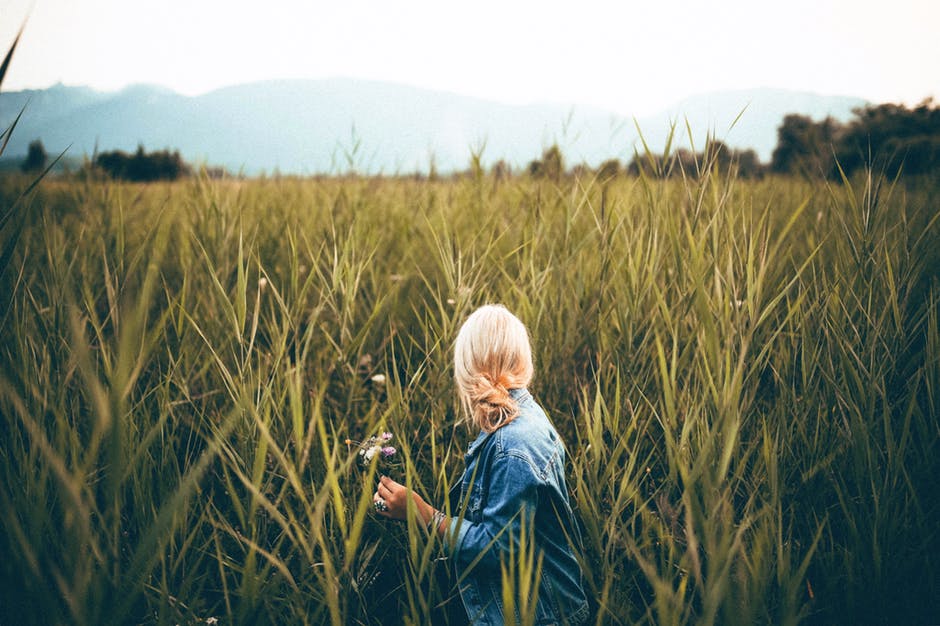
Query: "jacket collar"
509 387 531 404
465 387 530 458
465 429 491 459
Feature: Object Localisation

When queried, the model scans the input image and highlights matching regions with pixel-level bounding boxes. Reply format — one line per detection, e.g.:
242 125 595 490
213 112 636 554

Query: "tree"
835 100 940 177
570 163 590 179
21 139 47 173
527 159 544 178
490 160 511 183
596 159 620 182
768 100 940 179
770 114 841 176
541 145 564 182
530 145 565 182
628 145 765 179
93 145 190 181
703 140 733 173
734 148 763 179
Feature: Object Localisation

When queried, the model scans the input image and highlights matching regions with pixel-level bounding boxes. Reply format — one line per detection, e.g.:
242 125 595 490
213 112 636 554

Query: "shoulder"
501 388 559 444
491 389 564 479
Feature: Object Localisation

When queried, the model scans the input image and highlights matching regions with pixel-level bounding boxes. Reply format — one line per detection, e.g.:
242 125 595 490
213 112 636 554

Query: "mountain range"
0 79 867 175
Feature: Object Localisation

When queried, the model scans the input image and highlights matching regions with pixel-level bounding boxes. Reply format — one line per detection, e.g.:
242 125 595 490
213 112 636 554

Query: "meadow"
0 159 938 625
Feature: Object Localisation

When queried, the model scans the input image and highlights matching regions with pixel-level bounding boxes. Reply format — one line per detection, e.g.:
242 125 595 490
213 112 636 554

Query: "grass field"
1 161 938 625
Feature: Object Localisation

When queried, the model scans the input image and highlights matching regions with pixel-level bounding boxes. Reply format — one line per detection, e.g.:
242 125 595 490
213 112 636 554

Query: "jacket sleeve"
446 451 540 572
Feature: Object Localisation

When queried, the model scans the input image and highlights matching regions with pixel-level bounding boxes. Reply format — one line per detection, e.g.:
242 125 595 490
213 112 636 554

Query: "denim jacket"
446 388 590 625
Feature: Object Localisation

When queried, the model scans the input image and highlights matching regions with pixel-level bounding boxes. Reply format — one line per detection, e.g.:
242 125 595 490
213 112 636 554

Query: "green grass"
0 163 937 625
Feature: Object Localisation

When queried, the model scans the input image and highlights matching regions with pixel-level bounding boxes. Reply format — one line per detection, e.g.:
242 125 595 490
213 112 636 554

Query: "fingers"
379 476 405 493
378 476 400 502
374 476 410 520
374 477 398 517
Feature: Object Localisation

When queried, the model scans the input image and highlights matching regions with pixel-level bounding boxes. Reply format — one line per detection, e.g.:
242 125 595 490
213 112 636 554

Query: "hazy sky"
1 0 938 115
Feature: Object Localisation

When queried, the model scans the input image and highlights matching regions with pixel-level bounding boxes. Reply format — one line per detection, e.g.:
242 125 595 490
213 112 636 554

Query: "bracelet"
427 509 446 534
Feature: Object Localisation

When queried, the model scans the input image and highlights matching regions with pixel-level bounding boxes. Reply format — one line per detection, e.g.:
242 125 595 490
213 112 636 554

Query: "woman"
374 304 590 625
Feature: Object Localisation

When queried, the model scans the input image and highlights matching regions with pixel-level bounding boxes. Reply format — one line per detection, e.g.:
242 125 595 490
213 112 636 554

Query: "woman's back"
373 305 589 625
449 388 589 625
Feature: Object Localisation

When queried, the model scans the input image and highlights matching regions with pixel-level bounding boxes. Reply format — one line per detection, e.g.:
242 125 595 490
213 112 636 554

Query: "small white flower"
363 446 379 461
206 619 219 625
446 298 456 305
371 374 386 385
258 277 268 290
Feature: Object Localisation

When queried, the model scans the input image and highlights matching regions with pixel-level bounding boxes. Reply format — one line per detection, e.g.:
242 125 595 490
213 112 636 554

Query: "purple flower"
349 432 397 466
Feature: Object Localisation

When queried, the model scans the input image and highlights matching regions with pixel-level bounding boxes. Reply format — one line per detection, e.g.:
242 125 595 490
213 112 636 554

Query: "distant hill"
0 80 867 175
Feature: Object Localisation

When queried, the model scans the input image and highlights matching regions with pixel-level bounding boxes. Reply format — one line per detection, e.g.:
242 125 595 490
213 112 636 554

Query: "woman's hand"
374 475 433 524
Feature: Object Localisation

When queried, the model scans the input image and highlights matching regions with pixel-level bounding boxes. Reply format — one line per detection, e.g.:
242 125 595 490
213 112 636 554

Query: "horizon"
1 76 884 112
1 0 938 117
0 78 871 174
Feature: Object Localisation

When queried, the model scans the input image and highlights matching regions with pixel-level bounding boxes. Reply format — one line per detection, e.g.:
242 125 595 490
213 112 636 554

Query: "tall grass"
0 161 937 624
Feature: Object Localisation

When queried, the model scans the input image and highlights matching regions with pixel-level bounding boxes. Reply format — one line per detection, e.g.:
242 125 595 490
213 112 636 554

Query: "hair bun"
472 373 517 431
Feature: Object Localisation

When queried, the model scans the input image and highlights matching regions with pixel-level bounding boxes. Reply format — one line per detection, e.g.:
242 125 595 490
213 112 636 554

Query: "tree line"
17 99 940 181
92 145 190 181
17 142 191 181
771 99 939 177
526 99 940 181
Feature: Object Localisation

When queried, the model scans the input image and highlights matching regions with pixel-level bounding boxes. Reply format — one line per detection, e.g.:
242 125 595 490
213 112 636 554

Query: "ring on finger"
374 498 388 512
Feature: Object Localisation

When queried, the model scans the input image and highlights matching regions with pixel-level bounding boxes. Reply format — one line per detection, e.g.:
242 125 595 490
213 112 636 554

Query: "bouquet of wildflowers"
345 431 397 465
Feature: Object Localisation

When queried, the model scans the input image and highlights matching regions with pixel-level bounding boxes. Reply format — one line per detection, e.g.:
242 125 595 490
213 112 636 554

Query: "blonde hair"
454 304 534 432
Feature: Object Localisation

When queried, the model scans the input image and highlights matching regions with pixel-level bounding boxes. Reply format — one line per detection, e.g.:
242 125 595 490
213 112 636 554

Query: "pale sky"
1 0 938 115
